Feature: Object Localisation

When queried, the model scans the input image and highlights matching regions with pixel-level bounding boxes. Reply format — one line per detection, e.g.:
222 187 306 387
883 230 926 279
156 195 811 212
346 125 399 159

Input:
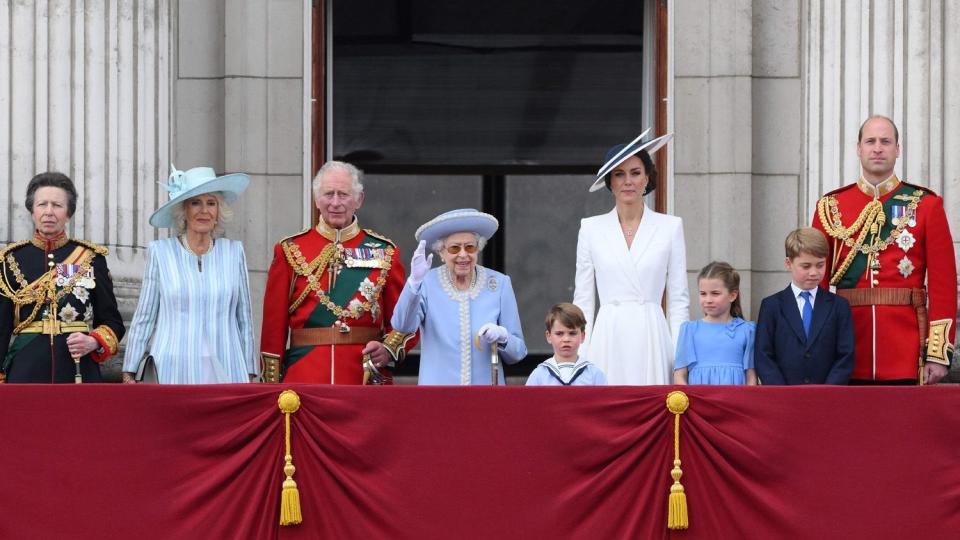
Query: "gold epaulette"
900 181 938 197
71 239 109 257
363 229 397 247
0 240 30 259
277 227 312 247
822 183 857 198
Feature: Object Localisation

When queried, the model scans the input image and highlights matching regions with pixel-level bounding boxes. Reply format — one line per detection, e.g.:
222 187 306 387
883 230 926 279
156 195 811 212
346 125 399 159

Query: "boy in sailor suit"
526 303 607 386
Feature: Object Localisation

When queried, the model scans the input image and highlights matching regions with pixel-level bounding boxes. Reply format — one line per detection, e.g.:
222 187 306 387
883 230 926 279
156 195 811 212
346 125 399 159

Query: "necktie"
800 291 813 337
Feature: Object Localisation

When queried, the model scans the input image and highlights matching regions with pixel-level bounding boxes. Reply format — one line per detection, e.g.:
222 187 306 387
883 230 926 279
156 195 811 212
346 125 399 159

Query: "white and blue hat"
415 208 499 246
589 129 674 192
149 165 250 228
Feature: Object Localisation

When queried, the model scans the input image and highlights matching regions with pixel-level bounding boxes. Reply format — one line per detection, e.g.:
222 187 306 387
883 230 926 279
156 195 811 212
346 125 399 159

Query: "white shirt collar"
790 283 818 302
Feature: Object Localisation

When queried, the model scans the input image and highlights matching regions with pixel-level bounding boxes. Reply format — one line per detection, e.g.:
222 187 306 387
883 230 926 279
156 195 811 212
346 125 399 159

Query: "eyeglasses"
445 244 478 255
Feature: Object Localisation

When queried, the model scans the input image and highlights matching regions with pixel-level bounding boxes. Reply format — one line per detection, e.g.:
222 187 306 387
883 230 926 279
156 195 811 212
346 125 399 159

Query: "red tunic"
812 176 957 381
260 218 416 384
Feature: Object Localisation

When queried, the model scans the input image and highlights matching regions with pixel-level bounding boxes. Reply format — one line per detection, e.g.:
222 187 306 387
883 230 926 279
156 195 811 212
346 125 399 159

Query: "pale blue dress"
391 265 527 385
122 237 257 383
674 318 755 385
525 357 607 386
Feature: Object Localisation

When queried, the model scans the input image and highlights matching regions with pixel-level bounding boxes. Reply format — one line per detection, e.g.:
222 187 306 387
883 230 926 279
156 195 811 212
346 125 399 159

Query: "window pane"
358 174 484 262
333 0 645 168
504 175 615 355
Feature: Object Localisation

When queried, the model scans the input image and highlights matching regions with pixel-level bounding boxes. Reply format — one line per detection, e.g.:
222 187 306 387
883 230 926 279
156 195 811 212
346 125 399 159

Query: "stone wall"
174 0 307 347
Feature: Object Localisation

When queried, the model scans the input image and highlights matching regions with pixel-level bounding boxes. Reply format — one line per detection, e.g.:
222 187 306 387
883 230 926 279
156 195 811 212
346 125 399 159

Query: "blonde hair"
785 227 828 259
698 261 743 319
170 192 233 236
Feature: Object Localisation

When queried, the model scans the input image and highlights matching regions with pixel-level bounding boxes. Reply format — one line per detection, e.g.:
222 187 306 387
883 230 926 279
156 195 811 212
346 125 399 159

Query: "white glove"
478 323 509 345
408 240 434 286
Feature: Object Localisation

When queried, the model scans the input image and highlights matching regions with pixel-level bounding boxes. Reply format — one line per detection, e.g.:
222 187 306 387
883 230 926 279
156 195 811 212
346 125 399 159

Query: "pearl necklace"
180 235 214 272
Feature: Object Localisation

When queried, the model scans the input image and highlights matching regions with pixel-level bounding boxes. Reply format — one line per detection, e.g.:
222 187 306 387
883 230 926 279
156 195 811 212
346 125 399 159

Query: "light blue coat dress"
122 237 258 383
392 265 527 385
673 318 755 385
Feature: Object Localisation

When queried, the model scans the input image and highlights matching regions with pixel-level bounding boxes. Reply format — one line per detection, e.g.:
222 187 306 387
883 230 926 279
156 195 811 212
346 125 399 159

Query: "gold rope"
278 390 303 526
666 391 690 530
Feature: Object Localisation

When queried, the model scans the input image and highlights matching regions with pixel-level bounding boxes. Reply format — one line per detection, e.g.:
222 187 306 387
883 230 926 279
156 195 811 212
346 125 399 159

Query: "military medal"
344 247 388 269
896 229 916 252
56 263 79 286
73 286 90 303
897 256 915 278
890 205 904 226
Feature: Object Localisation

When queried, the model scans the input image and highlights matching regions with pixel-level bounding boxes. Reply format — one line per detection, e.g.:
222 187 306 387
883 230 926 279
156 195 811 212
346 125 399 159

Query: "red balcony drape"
1 385 957 539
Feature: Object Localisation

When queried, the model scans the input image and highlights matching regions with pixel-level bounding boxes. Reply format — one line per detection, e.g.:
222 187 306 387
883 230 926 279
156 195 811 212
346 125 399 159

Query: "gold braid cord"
282 242 337 313
816 191 921 285
666 391 690 530
281 240 394 320
0 246 95 333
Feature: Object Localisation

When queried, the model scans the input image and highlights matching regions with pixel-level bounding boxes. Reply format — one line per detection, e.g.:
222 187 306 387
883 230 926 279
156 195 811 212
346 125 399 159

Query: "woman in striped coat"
121 166 258 384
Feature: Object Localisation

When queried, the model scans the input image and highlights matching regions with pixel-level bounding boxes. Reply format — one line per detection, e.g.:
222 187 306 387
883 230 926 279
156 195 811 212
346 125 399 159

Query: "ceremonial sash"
2 334 38 373
304 236 388 329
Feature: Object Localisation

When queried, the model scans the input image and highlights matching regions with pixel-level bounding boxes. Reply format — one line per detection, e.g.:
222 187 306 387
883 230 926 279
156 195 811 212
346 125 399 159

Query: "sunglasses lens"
446 244 478 254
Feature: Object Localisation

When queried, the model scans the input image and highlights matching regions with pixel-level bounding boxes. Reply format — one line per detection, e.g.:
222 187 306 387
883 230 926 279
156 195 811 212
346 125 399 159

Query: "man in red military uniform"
260 161 416 384
812 115 957 384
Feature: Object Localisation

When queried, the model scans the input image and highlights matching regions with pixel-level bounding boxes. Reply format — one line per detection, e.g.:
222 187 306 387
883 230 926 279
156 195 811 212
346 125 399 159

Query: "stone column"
0 0 172 279
673 0 754 317
174 0 308 341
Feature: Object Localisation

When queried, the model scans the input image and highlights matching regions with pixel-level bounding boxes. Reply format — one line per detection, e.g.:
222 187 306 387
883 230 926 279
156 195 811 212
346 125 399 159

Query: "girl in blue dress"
673 261 757 385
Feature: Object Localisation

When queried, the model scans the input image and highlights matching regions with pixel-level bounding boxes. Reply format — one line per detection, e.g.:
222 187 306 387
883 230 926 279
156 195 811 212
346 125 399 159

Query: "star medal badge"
897 256 915 278
896 229 916 252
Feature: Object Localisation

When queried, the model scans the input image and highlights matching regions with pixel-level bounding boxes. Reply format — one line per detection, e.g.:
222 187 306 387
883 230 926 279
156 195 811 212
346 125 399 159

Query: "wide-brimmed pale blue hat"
415 208 499 246
149 165 250 228
589 129 674 192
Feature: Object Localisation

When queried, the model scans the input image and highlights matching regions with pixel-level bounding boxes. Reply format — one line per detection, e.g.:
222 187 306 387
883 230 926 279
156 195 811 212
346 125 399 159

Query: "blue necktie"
800 291 813 337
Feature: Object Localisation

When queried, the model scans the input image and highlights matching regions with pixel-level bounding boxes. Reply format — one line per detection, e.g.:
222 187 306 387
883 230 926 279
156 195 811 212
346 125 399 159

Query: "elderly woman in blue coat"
391 209 527 384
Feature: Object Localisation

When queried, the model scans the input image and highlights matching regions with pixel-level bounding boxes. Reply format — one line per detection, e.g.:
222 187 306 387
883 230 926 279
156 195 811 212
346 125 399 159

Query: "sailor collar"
316 216 361 243
543 357 592 385
857 175 900 199
31 230 69 251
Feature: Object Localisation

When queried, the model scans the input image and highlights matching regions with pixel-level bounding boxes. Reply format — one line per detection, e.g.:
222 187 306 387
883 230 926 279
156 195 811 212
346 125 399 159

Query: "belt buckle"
335 320 351 334
42 318 60 335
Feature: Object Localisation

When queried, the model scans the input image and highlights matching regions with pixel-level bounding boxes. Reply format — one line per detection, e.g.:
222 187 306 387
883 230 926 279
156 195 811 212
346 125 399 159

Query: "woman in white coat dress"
573 131 689 385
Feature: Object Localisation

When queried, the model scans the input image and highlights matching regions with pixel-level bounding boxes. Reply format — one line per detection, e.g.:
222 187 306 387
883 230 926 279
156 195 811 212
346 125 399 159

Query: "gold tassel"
278 390 303 526
666 391 690 530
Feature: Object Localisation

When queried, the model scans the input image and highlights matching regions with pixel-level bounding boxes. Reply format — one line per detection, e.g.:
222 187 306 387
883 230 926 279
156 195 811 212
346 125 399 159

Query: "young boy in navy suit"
755 227 855 384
